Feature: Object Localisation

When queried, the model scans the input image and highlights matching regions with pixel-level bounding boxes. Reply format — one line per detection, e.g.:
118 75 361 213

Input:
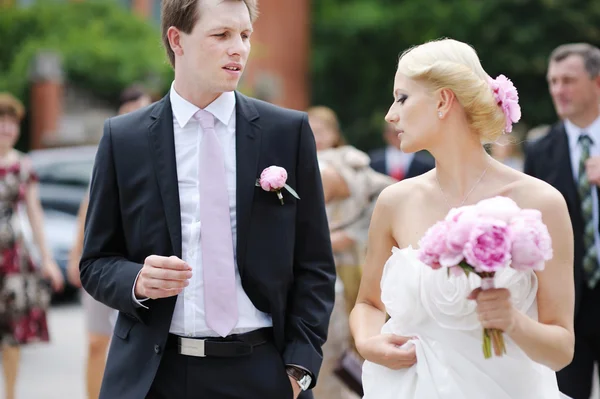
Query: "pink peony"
463 218 512 273
475 196 521 223
489 74 521 133
417 221 450 269
517 209 543 222
509 214 553 271
448 266 464 277
442 205 478 266
259 166 287 191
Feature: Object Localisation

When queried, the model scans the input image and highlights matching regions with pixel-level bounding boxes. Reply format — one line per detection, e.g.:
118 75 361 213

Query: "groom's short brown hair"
161 0 259 68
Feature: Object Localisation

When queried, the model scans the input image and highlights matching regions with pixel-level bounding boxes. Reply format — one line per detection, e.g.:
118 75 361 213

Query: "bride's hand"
356 334 417 370
470 288 517 333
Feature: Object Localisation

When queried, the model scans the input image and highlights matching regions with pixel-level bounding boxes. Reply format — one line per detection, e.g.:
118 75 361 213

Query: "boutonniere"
255 166 300 205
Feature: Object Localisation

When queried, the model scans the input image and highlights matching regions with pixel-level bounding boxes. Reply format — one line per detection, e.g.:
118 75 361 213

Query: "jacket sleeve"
282 114 336 388
79 118 147 323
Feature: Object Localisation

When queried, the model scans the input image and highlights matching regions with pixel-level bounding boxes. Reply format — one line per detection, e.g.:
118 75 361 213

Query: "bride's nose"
385 107 399 124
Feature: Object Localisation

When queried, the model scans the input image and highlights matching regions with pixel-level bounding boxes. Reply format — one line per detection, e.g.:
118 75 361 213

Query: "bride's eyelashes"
396 94 408 104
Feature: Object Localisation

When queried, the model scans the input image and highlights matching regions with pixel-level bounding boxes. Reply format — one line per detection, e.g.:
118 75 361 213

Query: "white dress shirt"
565 116 600 267
385 145 414 176
135 84 272 338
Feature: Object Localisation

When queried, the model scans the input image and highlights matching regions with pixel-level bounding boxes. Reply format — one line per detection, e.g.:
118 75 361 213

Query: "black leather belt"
165 328 273 358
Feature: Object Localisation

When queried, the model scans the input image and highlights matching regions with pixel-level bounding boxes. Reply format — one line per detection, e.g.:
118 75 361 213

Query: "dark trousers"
146 336 313 399
557 284 600 399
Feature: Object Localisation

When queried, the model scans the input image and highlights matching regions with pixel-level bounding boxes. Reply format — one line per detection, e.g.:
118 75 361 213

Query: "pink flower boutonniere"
256 166 300 205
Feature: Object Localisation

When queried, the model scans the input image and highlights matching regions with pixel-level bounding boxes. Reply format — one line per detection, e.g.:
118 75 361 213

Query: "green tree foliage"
0 0 173 105
311 0 600 150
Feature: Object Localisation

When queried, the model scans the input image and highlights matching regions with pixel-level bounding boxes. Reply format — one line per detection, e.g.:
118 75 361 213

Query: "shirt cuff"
285 364 313 379
132 269 149 309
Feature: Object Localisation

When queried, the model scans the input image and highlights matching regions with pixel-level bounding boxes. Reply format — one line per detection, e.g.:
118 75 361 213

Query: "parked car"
21 146 97 301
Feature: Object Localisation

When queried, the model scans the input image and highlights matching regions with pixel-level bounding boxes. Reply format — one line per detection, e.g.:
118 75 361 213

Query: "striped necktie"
577 134 600 289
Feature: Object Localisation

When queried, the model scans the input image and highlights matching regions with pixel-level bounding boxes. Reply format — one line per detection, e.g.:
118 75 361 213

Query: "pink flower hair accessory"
488 74 521 134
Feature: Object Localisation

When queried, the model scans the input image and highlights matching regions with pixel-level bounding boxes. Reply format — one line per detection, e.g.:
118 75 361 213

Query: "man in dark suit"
369 122 434 180
524 43 600 399
79 1 336 398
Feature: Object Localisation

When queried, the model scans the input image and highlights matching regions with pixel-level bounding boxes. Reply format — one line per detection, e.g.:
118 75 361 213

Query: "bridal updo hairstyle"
397 39 507 143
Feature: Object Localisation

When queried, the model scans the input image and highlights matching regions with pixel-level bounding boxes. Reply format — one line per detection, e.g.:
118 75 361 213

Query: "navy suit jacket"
80 92 336 399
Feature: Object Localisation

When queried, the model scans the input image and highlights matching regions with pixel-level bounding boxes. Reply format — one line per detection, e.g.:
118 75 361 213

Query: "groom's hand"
134 255 192 299
288 376 301 398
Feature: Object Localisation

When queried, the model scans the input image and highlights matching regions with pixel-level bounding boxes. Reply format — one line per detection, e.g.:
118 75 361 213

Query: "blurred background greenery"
0 1 173 106
311 0 600 150
1 0 600 150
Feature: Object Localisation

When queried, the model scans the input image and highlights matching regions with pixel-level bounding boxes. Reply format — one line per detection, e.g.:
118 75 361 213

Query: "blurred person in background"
0 93 63 399
524 43 600 399
489 134 524 171
308 106 394 398
525 124 551 143
369 121 433 181
67 84 151 399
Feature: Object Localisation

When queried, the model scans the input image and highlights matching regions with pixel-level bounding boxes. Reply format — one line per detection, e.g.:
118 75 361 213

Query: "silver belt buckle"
178 337 206 357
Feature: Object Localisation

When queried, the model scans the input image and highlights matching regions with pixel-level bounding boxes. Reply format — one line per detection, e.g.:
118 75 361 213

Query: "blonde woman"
350 39 574 398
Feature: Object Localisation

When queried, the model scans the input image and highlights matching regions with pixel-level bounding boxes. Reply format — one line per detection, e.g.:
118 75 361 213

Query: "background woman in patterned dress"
0 93 64 399
308 106 395 398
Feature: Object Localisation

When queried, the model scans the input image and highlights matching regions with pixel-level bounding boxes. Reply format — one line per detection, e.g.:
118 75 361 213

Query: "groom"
79 1 336 398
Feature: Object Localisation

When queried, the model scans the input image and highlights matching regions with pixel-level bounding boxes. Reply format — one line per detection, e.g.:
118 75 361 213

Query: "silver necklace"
435 166 489 208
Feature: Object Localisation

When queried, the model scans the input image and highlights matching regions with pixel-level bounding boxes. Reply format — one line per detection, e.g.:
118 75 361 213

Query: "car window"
36 160 94 187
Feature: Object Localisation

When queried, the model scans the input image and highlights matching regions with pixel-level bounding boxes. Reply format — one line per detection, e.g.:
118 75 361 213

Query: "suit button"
154 344 161 354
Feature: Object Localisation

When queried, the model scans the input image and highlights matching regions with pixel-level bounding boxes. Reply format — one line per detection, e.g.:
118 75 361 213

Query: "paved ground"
0 303 86 399
0 302 597 399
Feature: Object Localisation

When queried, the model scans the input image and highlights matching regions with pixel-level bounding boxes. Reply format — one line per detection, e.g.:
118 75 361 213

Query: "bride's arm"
506 187 575 370
350 189 393 337
350 186 417 369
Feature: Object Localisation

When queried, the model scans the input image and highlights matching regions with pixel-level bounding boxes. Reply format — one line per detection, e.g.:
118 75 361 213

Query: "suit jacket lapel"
235 93 261 277
147 95 183 258
552 124 579 211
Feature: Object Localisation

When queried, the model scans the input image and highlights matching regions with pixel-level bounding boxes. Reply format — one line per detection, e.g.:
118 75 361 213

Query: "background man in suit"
524 43 600 399
369 121 434 180
79 1 336 398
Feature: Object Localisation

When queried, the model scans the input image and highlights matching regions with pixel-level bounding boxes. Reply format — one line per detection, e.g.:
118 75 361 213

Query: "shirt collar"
169 82 236 129
565 115 600 149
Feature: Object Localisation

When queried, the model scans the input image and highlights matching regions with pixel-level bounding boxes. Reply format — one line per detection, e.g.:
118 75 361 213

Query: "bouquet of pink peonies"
417 196 553 358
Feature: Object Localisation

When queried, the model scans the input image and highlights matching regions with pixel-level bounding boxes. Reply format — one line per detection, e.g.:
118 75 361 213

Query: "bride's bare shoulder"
376 171 434 210
509 173 567 216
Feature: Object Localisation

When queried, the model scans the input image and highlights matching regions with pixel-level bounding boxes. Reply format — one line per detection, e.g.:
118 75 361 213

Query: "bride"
349 38 575 398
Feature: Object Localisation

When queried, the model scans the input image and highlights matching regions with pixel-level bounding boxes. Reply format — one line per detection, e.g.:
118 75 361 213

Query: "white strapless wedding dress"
362 246 568 399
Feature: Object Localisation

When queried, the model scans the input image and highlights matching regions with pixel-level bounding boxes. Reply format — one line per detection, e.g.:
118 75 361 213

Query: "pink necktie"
195 109 238 337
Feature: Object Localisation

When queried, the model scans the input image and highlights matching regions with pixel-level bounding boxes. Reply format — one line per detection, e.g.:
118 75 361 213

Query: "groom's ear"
167 27 184 58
